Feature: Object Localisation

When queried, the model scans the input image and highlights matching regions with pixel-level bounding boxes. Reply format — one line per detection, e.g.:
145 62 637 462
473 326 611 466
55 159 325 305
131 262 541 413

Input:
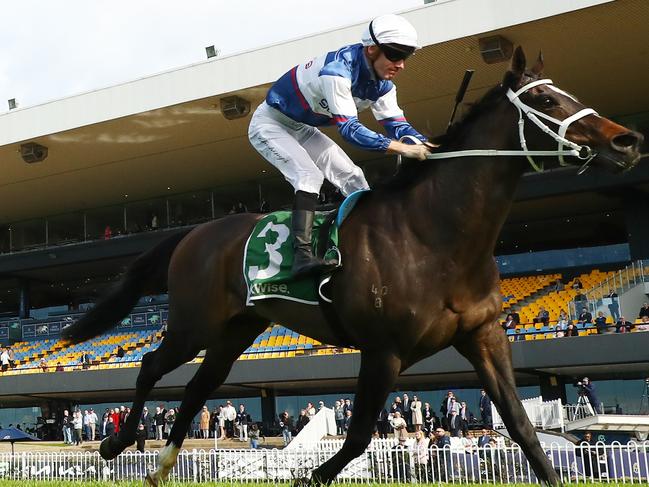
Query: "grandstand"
0 0 648 446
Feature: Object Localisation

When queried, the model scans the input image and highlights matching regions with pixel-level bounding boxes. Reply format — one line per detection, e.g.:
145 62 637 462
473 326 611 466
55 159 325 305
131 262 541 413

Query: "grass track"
0 482 616 487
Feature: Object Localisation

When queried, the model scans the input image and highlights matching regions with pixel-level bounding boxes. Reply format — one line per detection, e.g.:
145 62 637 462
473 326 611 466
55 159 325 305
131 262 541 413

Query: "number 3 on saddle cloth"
244 190 368 305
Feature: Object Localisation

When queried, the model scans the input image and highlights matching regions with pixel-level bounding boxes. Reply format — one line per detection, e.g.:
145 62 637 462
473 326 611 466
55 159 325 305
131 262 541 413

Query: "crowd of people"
502 301 649 338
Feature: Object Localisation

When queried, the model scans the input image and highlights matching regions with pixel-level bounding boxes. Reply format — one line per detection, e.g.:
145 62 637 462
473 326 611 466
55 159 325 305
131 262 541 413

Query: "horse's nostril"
611 132 642 151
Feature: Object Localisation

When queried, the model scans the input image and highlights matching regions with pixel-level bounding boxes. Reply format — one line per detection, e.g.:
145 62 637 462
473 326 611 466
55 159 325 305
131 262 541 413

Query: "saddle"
243 190 368 305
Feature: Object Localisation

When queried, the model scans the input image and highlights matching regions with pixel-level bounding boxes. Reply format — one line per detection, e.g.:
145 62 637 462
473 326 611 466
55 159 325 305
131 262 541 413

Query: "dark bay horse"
62 47 643 486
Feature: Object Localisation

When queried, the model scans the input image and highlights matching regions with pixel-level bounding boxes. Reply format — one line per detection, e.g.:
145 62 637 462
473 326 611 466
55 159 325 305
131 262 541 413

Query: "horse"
62 47 643 486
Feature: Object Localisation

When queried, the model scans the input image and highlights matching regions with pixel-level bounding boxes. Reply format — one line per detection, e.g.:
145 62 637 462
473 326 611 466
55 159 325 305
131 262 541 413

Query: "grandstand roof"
0 0 646 224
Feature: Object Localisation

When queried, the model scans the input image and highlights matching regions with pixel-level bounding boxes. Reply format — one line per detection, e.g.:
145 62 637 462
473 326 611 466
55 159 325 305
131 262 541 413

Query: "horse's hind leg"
100 333 201 460
454 322 561 486
309 351 401 484
146 316 268 487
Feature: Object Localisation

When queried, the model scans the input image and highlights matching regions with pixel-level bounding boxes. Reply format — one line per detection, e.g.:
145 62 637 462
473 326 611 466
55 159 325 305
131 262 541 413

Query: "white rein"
422 79 599 174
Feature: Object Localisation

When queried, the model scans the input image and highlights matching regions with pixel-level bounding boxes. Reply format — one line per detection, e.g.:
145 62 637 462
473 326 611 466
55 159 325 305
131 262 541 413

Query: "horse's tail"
61 229 192 344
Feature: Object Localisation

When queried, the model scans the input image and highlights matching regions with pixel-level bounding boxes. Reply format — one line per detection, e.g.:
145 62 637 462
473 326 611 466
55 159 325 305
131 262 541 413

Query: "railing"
584 259 649 304
492 397 564 431
0 442 647 483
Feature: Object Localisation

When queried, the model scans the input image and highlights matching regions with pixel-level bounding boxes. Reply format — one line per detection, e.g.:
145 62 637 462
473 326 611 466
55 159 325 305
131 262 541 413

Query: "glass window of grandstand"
258 176 293 213
167 190 212 227
85 205 125 240
0 225 9 254
212 181 261 217
47 211 84 246
125 198 167 234
9 218 46 252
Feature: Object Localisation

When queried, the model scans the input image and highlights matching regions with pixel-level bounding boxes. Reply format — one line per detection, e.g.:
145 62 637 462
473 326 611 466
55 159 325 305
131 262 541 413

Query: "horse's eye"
539 96 555 108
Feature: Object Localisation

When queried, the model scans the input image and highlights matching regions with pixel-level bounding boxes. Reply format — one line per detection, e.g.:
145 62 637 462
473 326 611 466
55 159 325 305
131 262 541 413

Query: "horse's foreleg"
100 338 200 461
454 322 561 486
309 351 401 485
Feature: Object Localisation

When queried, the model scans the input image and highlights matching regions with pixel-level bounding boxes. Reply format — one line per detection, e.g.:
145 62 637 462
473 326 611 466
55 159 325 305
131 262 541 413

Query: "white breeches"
248 102 369 196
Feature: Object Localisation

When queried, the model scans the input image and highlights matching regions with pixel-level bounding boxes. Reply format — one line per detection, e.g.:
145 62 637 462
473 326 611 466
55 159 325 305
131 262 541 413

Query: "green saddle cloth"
244 211 340 305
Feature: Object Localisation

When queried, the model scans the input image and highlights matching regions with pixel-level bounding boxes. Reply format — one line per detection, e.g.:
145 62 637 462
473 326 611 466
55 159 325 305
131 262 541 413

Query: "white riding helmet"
361 14 419 59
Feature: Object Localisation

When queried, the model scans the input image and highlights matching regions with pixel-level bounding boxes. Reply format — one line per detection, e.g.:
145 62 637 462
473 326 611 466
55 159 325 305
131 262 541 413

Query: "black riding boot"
291 191 336 278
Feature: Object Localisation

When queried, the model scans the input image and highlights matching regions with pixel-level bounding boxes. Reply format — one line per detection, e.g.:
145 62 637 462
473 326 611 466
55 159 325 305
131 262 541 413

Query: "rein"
425 79 598 174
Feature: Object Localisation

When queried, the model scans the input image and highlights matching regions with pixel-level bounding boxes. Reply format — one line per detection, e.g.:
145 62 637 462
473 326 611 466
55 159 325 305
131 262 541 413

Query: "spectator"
422 402 436 435
377 407 390 439
391 437 411 482
556 310 570 337
165 408 176 437
575 431 602 480
448 410 461 437
296 409 310 433
305 402 316 418
62 409 73 444
79 351 92 369
459 401 471 435
334 400 345 435
565 321 579 337
552 279 565 292
343 409 353 435
389 411 407 441
639 303 649 319
439 391 455 428
606 291 620 321
223 401 236 438
55 362 64 372
501 314 516 330
154 406 165 440
431 427 451 482
39 358 48 372
402 393 411 429
594 311 609 334
578 377 602 414
115 346 125 358
317 400 325 411
457 429 474 452
279 411 292 446
111 407 121 434
0 348 9 372
6 347 15 368
141 407 153 439
100 411 110 439
105 416 116 438
199 406 210 439
135 423 147 452
636 316 649 332
413 430 430 482
390 396 403 418
572 278 583 290
479 389 492 427
217 405 226 440
104 225 112 240
236 404 251 441
410 394 422 432
249 423 261 449
533 307 550 325
510 311 521 325
615 316 633 333
82 410 92 440
343 398 353 415
578 307 593 324
150 214 159 230
477 428 491 448
72 410 83 445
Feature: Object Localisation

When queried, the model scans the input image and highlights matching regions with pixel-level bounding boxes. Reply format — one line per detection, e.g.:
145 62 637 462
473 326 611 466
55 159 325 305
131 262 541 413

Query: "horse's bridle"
424 79 599 174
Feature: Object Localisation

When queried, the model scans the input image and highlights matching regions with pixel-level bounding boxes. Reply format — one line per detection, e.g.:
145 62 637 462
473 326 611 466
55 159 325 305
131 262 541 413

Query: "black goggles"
368 20 416 62
380 43 416 62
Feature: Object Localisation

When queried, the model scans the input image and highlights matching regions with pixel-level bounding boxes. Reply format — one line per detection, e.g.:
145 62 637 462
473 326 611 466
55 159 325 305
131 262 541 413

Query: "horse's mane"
378 82 509 191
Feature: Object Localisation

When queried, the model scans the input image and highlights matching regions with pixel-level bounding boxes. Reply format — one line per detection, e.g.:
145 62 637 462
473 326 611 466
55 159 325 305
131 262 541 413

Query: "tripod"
574 393 595 420
640 379 649 415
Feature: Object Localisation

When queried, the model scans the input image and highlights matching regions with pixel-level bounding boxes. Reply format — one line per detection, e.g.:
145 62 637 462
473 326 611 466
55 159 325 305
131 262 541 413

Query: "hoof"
145 471 159 487
293 478 310 487
99 434 126 460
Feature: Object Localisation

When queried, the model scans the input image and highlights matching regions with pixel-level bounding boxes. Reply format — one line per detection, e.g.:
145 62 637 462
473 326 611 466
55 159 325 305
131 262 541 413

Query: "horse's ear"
503 46 526 88
510 46 526 76
531 50 544 76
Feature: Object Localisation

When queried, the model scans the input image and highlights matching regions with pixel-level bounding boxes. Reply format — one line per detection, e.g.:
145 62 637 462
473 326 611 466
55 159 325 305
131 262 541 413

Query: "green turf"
0 482 618 487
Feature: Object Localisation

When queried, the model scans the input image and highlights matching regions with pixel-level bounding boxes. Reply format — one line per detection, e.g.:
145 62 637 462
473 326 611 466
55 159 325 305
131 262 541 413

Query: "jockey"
248 14 432 278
